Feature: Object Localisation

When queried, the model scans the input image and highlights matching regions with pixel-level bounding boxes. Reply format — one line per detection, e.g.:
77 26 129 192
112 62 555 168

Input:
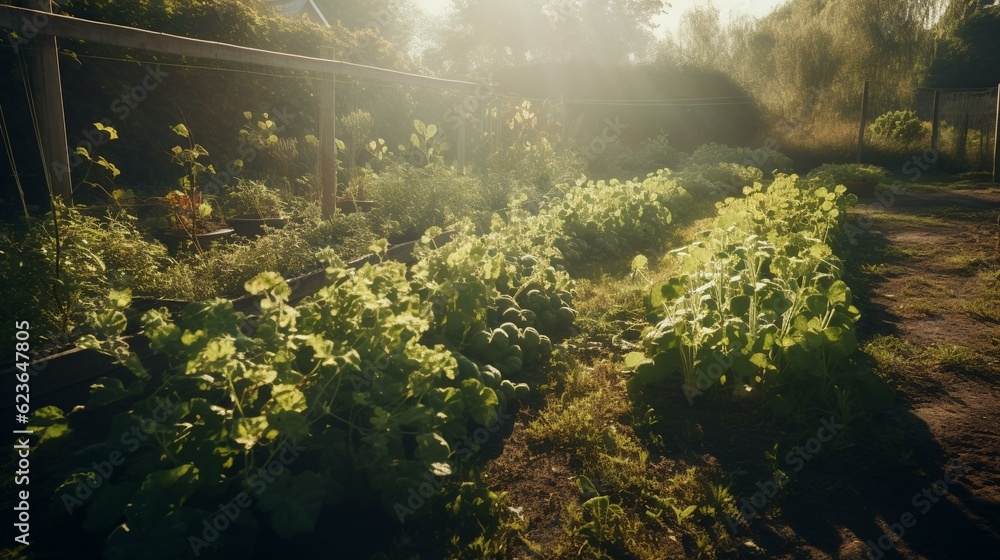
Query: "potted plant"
156 123 232 253
335 118 386 214
224 180 287 237
336 176 378 214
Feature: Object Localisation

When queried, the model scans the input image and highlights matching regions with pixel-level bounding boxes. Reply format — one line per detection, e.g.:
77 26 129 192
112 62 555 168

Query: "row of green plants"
4 115 778 348
626 173 895 418
26 163 704 559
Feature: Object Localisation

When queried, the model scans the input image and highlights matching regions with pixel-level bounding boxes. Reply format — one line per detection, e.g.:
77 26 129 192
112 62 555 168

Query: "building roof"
263 0 330 27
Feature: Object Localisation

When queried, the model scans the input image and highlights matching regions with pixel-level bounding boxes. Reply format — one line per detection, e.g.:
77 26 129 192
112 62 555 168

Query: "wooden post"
28 0 72 205
856 80 869 164
931 89 940 172
993 84 1000 184
458 96 466 175
319 46 337 217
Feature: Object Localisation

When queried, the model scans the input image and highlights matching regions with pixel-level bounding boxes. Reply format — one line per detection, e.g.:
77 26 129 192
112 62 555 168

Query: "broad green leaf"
234 416 268 449
827 280 851 307
729 295 752 316
631 254 648 272
649 278 685 311
624 351 650 370
266 410 311 440
258 470 327 539
415 432 451 463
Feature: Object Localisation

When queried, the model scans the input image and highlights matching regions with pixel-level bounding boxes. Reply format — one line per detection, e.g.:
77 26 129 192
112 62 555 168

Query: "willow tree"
672 0 944 120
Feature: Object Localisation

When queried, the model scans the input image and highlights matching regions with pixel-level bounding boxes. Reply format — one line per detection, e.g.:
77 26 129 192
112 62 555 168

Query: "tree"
926 4 1000 88
313 0 418 51
424 0 668 76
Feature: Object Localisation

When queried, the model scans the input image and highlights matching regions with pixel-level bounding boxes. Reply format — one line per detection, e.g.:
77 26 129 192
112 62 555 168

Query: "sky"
412 0 788 37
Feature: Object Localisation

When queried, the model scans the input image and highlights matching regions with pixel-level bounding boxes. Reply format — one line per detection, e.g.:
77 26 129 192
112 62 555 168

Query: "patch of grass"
574 274 647 347
946 251 987 274
964 270 1000 322
907 301 940 317
863 335 920 378
864 335 992 378
859 262 889 276
923 344 981 374
868 211 950 228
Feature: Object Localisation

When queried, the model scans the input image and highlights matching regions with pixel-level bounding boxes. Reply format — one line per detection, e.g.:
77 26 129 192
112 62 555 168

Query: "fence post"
319 46 337 218
931 89 940 172
993 84 999 184
27 0 72 205
856 80 869 164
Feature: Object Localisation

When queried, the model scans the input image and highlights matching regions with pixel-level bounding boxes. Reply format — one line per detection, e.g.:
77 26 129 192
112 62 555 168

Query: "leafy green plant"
806 163 891 186
367 162 483 241
869 109 923 143
223 180 286 219
674 162 764 198
159 123 221 245
601 133 687 179
0 203 169 344
400 119 448 167
71 122 123 203
684 143 793 176
542 172 690 263
626 174 890 416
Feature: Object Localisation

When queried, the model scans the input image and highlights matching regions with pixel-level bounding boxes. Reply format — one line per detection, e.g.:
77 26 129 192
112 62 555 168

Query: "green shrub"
368 163 485 241
869 110 923 143
684 143 793 176
145 207 376 300
614 134 688 179
806 163 891 186
674 163 763 198
480 139 584 206
0 205 170 343
222 179 286 219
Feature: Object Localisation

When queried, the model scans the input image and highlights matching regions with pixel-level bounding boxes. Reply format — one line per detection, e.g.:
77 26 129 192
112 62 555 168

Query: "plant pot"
336 199 377 214
840 180 876 198
227 217 287 238
157 228 234 254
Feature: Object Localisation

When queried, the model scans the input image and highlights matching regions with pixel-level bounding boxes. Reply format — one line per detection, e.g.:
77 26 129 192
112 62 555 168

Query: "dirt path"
762 182 1000 559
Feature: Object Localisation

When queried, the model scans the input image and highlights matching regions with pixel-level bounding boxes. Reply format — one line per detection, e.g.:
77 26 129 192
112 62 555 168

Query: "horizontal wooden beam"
0 4 482 92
